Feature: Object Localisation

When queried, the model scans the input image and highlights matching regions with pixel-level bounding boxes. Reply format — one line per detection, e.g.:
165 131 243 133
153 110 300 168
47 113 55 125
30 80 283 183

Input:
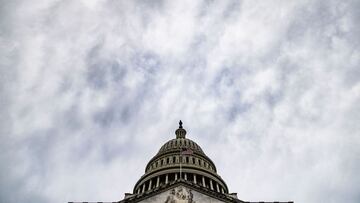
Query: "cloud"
1 0 359 202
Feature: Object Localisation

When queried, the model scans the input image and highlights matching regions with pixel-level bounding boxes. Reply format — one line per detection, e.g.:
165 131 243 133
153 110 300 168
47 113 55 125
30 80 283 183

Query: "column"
148 179 152 190
142 184 145 193
221 188 224 194
156 176 160 187
184 173 187 180
165 174 168 184
216 183 220 192
175 173 178 180
194 174 197 184
210 179 214 190
202 176 205 187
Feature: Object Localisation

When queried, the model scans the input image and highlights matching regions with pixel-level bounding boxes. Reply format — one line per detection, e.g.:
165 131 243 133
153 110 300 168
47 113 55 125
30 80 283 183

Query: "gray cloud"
1 0 359 202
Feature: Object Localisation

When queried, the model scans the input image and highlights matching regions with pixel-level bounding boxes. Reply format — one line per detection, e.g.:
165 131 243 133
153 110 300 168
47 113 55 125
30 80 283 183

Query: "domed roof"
133 121 228 195
157 138 204 156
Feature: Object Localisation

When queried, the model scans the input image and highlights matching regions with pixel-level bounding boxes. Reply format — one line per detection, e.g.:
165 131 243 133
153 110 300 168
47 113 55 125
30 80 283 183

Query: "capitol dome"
133 121 229 195
72 121 293 203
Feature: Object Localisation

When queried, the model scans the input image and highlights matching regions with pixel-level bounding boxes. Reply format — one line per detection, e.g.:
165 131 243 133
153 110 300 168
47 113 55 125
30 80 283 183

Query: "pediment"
135 184 228 203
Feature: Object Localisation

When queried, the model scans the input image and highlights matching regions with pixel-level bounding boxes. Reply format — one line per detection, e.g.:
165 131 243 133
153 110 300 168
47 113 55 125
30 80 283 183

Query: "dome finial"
175 120 186 139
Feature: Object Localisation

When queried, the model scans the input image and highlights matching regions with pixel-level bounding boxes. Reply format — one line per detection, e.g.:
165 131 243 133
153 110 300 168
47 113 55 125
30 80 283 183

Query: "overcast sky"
1 0 360 203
